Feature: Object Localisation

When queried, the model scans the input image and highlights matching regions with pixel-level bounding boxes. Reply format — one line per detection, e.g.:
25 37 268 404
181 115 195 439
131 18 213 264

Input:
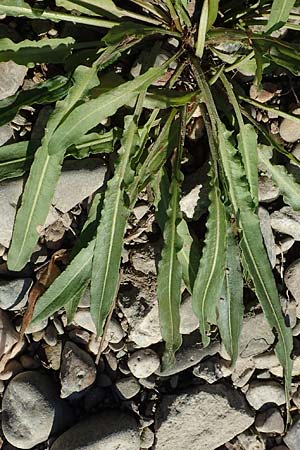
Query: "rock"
271 207 300 240
0 310 18 359
155 384 254 450
258 176 280 203
44 323 58 346
239 313 274 358
255 407 284 433
283 417 300 450
140 427 154 449
157 335 220 377
180 165 210 221
128 349 160 378
187 116 205 141
44 341 62 370
2 371 72 449
253 352 279 370
250 83 277 103
291 142 300 166
179 295 199 334
285 259 300 301
118 276 162 347
51 411 140 450
279 108 300 142
73 310 96 333
106 318 124 344
276 236 295 254
237 433 266 450
193 357 223 384
230 357 255 388
0 278 32 310
131 246 157 275
0 124 13 145
115 376 140 399
60 341 96 398
258 207 276 267
0 61 27 100
246 381 285 410
53 159 106 213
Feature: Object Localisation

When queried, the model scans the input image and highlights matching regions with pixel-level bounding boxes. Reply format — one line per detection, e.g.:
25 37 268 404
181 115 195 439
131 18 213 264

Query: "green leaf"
48 55 179 155
0 141 33 181
157 173 183 368
266 0 297 32
207 0 219 30
0 0 118 28
0 37 75 66
174 0 191 27
218 123 293 402
103 21 175 46
259 146 300 211
0 75 69 127
192 178 227 347
196 0 208 58
7 64 100 271
65 283 89 324
177 219 201 294
31 239 94 325
217 220 243 364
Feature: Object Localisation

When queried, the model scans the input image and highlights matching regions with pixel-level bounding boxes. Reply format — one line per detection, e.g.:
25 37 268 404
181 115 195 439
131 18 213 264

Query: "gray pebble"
279 108 300 142
0 278 32 311
115 377 140 399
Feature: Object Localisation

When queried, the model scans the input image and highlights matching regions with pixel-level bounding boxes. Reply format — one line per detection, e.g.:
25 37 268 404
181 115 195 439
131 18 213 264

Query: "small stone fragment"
155 384 254 450
258 176 280 203
285 259 300 301
44 323 58 346
140 427 154 449
0 61 27 100
0 278 32 310
239 313 274 358
237 432 266 450
271 207 300 240
276 236 295 255
255 407 284 434
128 349 160 378
283 417 300 450
73 310 96 333
250 83 277 103
115 376 140 399
50 411 140 450
0 124 13 145
246 381 285 410
106 318 124 344
2 371 72 449
0 310 19 359
279 108 300 143
60 341 96 398
179 295 199 334
44 342 62 370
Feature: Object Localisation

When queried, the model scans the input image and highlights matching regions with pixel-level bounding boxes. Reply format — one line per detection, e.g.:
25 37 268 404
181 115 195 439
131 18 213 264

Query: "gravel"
245 381 286 410
128 349 160 378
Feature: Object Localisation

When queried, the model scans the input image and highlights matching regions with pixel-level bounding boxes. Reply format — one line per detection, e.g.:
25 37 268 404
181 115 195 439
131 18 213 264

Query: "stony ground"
2 13 300 450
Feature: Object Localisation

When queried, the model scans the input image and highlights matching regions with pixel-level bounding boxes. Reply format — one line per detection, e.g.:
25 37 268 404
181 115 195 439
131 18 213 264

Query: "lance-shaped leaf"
221 73 258 206
0 75 69 127
266 0 297 32
217 220 243 364
177 219 201 294
157 170 183 370
207 0 219 30
7 64 100 271
31 239 95 325
196 0 208 58
48 54 180 155
259 146 300 211
218 122 293 401
192 177 227 347
0 37 75 66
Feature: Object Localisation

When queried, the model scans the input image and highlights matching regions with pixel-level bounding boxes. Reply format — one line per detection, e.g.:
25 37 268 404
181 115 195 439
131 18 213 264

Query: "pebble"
44 323 58 346
60 341 96 398
239 313 274 358
246 381 285 410
128 349 160 379
291 142 300 165
2 371 72 449
0 61 27 100
131 247 157 275
69 328 90 345
0 310 19 359
250 83 277 103
105 352 118 371
115 377 141 399
284 259 300 302
26 318 48 334
44 342 62 370
73 310 96 333
237 433 266 450
284 417 300 450
271 207 300 240
0 360 23 381
258 176 280 203
50 411 140 450
258 207 276 268
255 407 284 434
106 318 124 344
140 427 155 449
275 236 295 255
155 384 254 450
193 357 223 384
0 125 13 145
179 295 199 334
279 108 300 142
